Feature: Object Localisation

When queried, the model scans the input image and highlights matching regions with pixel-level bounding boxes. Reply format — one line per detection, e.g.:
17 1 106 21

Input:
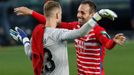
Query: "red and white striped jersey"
75 28 103 75
73 24 116 75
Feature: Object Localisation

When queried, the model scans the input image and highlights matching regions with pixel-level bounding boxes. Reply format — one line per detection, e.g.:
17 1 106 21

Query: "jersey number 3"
44 48 55 72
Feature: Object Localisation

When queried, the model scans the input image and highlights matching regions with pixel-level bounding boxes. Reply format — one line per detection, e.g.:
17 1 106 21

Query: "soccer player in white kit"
10 1 117 75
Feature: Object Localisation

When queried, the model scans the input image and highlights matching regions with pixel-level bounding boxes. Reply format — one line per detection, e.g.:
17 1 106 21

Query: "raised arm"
14 7 81 30
10 27 32 60
58 18 97 40
95 27 126 49
32 11 46 24
14 7 46 24
59 9 118 40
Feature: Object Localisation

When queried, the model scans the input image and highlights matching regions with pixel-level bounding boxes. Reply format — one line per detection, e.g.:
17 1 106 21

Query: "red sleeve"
32 11 46 24
32 11 78 30
95 26 116 50
99 34 116 49
58 22 79 30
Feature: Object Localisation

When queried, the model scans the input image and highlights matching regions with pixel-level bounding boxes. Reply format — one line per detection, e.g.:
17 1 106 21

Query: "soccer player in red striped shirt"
14 0 126 75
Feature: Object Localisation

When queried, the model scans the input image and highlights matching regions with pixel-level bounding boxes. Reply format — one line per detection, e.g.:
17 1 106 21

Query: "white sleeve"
59 18 97 40
22 37 32 60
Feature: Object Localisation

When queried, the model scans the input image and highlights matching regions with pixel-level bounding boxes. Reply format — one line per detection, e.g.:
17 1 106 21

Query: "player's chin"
78 19 81 23
57 21 61 26
78 21 84 26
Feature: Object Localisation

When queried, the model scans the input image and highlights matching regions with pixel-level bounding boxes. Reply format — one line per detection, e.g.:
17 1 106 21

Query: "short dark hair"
81 0 97 13
45 0 59 2
43 1 61 17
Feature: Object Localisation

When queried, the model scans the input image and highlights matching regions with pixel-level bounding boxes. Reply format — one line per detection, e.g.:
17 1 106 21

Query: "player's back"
42 27 69 75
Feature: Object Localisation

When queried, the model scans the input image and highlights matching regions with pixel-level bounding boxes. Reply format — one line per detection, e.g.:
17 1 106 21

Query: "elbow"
79 30 89 37
105 45 114 50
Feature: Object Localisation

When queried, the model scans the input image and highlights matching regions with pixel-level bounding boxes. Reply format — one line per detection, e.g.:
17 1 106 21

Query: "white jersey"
43 28 70 75
23 19 97 75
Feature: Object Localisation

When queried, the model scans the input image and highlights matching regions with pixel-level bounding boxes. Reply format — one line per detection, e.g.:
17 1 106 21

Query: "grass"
104 41 134 75
0 41 134 75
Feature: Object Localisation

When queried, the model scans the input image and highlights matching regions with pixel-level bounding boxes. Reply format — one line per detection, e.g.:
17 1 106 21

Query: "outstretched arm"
14 6 80 29
10 27 32 60
59 9 118 40
59 18 97 40
96 30 116 49
14 6 84 30
95 29 126 49
14 7 46 24
32 11 46 24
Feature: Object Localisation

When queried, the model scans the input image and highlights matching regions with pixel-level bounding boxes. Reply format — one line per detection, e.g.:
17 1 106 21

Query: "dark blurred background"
0 0 133 46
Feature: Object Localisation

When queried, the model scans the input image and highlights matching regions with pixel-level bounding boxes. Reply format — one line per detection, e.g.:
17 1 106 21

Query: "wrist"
22 37 30 45
112 38 116 44
93 12 102 21
87 18 98 27
32 11 37 15
112 38 118 45
29 10 33 15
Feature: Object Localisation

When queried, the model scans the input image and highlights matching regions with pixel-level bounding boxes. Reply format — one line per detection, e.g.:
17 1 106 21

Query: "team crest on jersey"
101 31 111 39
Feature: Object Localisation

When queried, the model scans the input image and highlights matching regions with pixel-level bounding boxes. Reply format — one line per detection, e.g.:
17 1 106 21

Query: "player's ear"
90 12 95 18
56 13 59 19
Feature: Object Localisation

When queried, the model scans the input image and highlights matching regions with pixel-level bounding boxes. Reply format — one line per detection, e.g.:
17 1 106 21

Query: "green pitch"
0 41 134 75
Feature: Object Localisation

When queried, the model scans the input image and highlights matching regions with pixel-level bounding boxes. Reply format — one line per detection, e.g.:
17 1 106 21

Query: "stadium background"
0 0 134 75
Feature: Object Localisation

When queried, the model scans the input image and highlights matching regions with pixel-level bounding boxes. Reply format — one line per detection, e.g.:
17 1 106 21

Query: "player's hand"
10 27 28 42
93 9 117 21
113 33 126 46
15 27 28 41
10 29 19 41
14 7 33 16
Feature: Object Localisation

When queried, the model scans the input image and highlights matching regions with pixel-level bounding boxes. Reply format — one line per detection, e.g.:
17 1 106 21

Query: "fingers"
15 27 19 31
10 28 19 38
10 29 15 36
14 7 25 12
15 27 22 33
10 29 17 34
116 33 124 36
120 36 126 45
114 33 127 46
99 9 117 21
115 33 124 39
16 12 24 16
14 7 19 12
104 9 117 20
14 7 23 16
15 27 26 37
9 29 19 41
14 7 33 16
105 9 117 18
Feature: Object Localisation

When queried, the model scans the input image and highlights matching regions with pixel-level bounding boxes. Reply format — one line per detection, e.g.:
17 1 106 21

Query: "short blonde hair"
43 1 61 17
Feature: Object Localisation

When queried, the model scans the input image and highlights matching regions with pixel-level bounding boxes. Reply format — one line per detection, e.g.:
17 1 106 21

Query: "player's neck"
45 18 57 28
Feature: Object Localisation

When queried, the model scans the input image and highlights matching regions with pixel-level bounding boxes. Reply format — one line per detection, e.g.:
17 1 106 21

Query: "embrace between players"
10 0 126 75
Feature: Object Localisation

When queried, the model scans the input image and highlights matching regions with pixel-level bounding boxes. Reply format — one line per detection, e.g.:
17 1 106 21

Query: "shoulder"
93 25 106 34
93 25 111 39
45 28 69 35
59 21 79 29
94 25 105 31
61 21 78 25
45 28 69 41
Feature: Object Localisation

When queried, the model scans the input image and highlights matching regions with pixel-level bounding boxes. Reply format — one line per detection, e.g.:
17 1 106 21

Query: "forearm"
22 38 32 60
58 22 78 30
60 18 97 40
105 39 116 49
79 18 97 35
32 11 46 24
99 35 116 49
